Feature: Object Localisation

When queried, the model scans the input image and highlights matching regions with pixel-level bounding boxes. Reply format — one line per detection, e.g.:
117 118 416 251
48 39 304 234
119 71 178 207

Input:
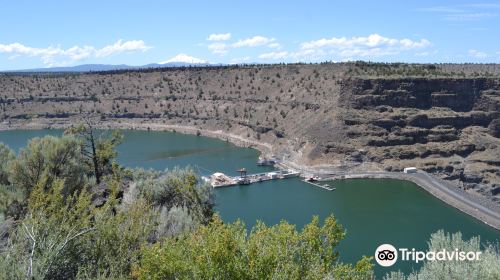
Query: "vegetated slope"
0 62 499 204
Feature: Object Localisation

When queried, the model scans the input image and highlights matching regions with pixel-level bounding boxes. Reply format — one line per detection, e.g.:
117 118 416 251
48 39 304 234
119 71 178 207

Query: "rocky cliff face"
328 78 500 201
0 63 499 204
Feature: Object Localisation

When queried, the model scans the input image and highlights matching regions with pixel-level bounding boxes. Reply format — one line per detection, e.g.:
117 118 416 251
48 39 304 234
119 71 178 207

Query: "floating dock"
301 179 336 191
203 170 300 188
200 156 335 191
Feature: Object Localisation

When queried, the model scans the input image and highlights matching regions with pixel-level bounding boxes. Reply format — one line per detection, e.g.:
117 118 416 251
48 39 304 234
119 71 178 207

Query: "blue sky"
0 0 499 70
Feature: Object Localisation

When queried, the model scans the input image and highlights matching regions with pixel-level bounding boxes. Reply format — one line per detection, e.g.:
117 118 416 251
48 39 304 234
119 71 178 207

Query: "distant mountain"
8 64 133 73
3 62 218 73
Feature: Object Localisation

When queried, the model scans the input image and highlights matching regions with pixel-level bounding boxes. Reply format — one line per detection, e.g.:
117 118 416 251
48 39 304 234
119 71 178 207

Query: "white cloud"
399 38 431 49
160 54 207 64
444 12 496 21
207 35 280 55
301 34 430 50
419 6 465 13
463 3 500 9
207 33 231 41
297 34 431 59
267 42 282 49
255 34 432 62
208 42 229 55
95 40 151 57
0 40 152 66
258 51 289 60
258 49 328 62
232 36 275 48
468 49 488 59
420 4 498 21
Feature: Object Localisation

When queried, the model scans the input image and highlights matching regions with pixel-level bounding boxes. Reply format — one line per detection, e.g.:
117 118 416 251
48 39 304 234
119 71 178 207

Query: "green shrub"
133 215 373 280
10 136 86 196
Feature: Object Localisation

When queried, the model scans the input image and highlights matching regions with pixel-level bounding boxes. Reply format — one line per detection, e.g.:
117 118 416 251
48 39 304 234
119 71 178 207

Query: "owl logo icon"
375 244 398 267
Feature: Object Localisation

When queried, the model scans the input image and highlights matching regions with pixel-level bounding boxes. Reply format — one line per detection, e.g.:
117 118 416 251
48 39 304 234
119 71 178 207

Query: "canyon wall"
0 63 499 203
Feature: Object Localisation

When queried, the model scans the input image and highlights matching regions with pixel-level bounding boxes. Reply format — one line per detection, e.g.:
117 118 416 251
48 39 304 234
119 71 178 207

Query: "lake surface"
1 129 499 276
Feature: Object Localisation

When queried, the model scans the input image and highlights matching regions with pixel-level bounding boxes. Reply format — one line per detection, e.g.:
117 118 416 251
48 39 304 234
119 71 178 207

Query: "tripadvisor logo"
375 243 482 267
375 244 398 267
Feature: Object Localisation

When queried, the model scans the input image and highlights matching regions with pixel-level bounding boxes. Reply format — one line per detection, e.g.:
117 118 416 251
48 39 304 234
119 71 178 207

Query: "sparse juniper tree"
64 120 123 184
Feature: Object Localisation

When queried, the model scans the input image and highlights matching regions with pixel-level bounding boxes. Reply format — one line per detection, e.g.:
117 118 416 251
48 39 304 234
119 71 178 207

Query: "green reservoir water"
1 129 499 277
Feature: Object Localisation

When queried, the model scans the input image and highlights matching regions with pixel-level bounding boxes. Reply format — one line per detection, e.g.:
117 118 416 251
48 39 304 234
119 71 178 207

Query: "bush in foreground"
132 215 373 280
1 133 373 279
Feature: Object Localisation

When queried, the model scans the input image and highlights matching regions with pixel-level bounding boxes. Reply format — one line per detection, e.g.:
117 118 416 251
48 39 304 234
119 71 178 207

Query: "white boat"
257 156 279 166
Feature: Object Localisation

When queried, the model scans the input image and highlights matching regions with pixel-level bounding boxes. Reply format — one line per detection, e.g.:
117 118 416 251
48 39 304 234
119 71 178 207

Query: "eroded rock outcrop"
329 77 500 201
0 64 499 205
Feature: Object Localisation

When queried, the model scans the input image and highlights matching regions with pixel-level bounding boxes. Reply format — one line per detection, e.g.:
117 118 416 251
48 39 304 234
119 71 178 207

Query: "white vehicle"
403 167 418 174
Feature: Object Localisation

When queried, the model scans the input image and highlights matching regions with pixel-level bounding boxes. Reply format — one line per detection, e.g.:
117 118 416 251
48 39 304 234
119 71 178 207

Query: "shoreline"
0 120 274 155
1 119 499 231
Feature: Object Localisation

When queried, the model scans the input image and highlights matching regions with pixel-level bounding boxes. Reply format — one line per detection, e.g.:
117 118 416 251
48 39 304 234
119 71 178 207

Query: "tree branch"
22 222 36 280
43 227 96 276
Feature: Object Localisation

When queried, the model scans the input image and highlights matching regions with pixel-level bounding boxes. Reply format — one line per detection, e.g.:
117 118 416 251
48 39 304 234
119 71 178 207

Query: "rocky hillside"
0 63 499 204
334 78 500 197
